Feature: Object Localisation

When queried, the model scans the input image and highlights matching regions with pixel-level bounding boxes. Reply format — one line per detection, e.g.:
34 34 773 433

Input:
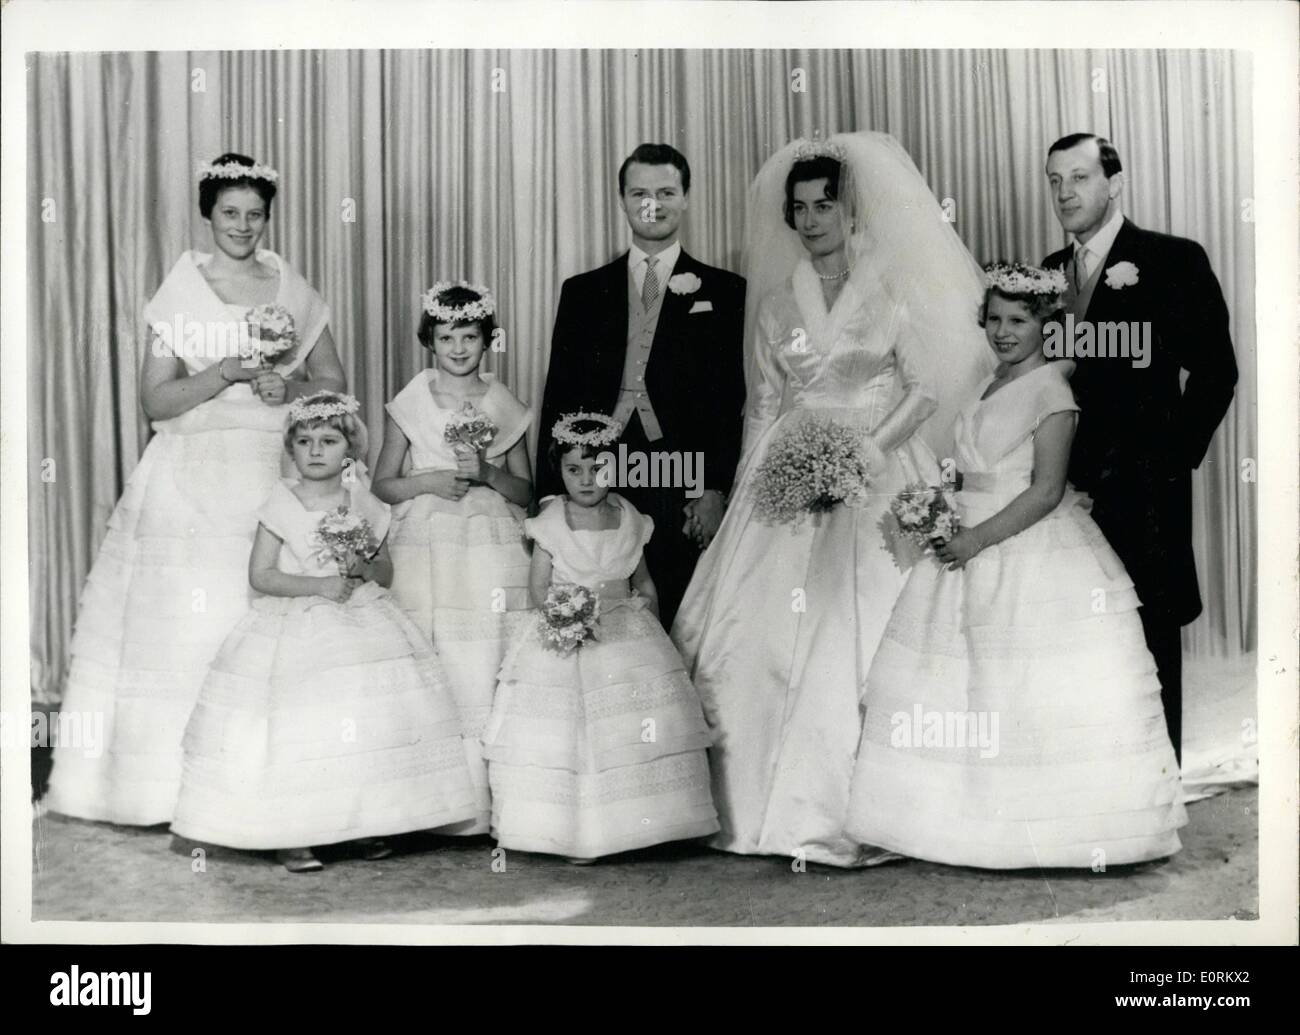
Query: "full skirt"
672 433 935 867
388 486 532 833
844 489 1187 868
46 422 283 825
483 598 719 860
172 582 477 849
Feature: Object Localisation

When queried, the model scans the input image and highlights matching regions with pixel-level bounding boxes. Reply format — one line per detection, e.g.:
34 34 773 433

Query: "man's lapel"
651 248 693 351
590 253 630 404
1082 217 1143 323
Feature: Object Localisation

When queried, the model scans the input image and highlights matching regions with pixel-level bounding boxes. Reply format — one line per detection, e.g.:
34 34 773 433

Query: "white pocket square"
689 300 713 314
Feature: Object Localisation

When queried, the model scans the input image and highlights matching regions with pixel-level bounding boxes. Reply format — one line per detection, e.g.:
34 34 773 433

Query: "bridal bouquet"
444 401 498 455
890 482 961 552
752 415 872 526
306 506 381 576
241 303 299 368
538 582 600 655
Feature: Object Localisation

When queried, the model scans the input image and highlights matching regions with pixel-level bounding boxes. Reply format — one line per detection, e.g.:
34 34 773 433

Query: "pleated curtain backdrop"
27 48 1256 700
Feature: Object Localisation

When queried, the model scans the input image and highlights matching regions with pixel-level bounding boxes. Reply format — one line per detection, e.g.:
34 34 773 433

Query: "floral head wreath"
197 160 280 185
984 262 1068 298
792 138 848 163
552 411 622 449
421 280 496 323
287 392 361 427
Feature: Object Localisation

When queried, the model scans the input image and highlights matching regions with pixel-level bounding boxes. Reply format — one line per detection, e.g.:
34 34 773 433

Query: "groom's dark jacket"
535 248 747 502
1043 217 1237 625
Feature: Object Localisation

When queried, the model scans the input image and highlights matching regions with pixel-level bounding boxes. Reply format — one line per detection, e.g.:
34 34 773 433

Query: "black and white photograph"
2 0 1296 960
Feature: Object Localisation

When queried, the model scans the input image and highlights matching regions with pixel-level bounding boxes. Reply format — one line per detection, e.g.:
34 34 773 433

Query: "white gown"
384 369 533 833
845 362 1187 867
483 494 719 859
46 250 329 825
671 261 940 867
172 480 477 849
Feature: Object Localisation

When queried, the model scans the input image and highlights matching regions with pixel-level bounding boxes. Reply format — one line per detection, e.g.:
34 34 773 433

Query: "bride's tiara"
197 160 280 185
984 262 1068 297
287 392 361 426
792 139 848 163
553 411 622 448
421 280 497 323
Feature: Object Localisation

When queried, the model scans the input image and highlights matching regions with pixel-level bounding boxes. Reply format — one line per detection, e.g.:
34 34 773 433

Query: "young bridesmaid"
845 264 1187 869
171 391 477 872
373 281 534 834
481 413 719 862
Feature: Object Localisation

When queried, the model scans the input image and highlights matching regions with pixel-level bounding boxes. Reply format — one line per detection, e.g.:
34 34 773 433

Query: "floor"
28 653 1260 928
30 786 1257 927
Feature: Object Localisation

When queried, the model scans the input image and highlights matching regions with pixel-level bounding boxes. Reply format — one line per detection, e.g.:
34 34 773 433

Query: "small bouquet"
538 582 600 655
241 303 299 368
305 505 380 576
890 482 961 553
443 401 498 455
752 415 872 526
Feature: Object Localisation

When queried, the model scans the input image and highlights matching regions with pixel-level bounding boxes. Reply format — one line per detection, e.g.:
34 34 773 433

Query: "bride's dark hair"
782 156 843 230
198 152 277 218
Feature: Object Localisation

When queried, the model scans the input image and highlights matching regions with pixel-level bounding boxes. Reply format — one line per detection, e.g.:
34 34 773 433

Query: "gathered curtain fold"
27 48 1255 700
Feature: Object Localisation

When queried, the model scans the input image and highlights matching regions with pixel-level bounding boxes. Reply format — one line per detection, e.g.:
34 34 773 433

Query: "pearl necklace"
815 267 849 281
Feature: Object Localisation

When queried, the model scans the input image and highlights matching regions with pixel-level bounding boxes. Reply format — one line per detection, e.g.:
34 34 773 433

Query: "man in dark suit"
536 143 747 627
1042 132 1238 762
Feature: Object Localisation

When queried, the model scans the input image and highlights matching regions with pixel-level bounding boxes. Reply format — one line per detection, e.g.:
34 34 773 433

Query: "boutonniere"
667 272 702 295
1104 261 1140 289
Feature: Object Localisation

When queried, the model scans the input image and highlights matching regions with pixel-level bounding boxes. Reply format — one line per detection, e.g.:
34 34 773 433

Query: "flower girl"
171 392 477 872
481 413 720 862
844 264 1186 869
373 281 533 834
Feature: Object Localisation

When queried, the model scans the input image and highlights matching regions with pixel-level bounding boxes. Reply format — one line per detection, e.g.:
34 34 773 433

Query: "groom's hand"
683 490 725 548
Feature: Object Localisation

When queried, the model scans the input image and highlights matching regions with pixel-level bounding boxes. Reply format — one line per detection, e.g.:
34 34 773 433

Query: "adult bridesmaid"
46 153 346 825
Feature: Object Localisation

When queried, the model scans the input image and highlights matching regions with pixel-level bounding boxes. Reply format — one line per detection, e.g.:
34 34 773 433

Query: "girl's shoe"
276 847 324 873
357 838 393 861
565 856 598 866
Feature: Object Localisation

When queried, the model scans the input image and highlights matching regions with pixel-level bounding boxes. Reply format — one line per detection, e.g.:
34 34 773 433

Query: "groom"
536 143 747 626
1042 132 1238 762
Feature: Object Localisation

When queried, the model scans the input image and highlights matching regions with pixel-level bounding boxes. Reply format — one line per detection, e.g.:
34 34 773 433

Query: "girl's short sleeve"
254 482 299 543
1033 366 1081 430
484 382 534 459
384 374 425 443
523 498 568 558
634 506 655 548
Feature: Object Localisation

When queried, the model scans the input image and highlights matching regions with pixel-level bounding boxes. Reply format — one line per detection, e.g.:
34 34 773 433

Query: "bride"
671 132 994 867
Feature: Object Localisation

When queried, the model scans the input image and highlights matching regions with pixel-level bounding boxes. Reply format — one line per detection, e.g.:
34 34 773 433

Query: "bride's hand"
860 435 890 480
252 369 287 405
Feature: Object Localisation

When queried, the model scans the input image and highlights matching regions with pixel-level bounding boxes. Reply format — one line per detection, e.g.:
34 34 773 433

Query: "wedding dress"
671 133 994 866
46 250 330 825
